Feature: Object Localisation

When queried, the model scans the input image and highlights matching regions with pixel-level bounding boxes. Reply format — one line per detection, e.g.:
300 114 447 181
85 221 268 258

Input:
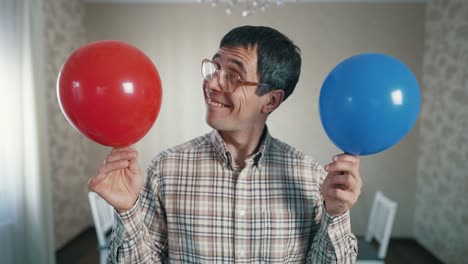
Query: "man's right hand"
88 146 143 213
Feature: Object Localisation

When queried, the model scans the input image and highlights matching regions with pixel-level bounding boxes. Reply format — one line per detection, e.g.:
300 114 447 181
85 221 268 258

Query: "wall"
414 1 468 263
84 2 425 237
43 0 93 250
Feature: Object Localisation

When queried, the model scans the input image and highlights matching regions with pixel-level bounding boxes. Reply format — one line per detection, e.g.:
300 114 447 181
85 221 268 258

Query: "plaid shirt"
109 128 357 263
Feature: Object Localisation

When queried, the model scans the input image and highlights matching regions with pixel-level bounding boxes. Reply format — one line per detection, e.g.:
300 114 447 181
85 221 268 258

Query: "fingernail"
333 155 338 161
325 165 330 171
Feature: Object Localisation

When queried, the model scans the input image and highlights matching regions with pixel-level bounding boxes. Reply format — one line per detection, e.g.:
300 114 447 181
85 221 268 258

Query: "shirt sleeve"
307 206 358 263
107 157 169 264
306 164 358 263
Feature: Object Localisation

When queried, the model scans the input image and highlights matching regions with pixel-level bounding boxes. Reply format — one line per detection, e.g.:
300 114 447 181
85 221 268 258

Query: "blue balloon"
319 53 421 155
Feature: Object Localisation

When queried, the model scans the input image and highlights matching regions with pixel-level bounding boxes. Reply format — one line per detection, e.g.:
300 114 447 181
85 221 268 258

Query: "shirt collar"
210 126 272 169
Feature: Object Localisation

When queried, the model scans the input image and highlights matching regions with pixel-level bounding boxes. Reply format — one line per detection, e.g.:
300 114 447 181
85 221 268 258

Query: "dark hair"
220 25 301 101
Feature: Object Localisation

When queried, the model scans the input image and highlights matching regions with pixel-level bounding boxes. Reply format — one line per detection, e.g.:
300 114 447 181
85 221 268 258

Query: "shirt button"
239 250 245 257
239 210 245 216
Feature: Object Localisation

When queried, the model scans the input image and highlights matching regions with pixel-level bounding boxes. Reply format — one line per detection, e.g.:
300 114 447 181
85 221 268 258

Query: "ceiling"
82 0 429 4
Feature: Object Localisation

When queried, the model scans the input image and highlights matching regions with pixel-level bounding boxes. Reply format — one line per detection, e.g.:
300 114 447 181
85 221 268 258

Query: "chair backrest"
365 191 398 259
88 192 115 248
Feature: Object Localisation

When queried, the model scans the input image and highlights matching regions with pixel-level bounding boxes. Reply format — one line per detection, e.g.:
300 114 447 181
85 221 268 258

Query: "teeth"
205 88 227 108
207 97 226 108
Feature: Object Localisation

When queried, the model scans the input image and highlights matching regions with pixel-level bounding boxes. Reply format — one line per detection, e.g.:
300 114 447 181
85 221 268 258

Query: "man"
89 25 361 263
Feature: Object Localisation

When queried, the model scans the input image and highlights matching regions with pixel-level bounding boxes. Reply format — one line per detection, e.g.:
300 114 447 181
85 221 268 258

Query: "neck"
219 125 266 169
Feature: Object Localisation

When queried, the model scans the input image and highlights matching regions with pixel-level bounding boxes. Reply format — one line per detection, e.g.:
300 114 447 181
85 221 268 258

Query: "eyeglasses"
201 59 269 93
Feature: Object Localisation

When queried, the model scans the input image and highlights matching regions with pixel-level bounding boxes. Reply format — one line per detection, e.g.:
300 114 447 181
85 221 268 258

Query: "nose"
205 74 223 92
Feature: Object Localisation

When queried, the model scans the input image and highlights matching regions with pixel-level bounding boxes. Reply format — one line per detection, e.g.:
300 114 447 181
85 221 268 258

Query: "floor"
56 227 444 264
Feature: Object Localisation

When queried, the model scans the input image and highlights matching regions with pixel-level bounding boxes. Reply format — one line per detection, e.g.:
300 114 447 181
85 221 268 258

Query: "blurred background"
1 0 467 263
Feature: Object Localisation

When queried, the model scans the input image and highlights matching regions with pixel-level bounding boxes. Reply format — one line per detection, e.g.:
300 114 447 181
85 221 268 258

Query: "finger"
354 170 363 189
111 146 135 154
325 160 358 176
98 159 130 175
328 173 356 190
322 172 340 192
325 162 361 189
334 160 362 188
323 170 340 186
88 173 107 191
106 150 137 163
333 153 360 166
128 153 141 174
325 185 348 200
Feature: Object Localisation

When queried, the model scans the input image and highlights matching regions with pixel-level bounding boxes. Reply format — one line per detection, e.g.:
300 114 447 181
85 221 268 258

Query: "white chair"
88 192 115 264
357 191 398 264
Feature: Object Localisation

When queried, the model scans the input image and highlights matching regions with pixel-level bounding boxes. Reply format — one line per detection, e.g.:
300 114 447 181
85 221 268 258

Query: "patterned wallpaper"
414 1 468 263
41 0 468 258
43 0 92 249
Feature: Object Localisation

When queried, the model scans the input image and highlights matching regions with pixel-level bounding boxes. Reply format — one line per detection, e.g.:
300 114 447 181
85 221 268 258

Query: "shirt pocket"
261 210 313 263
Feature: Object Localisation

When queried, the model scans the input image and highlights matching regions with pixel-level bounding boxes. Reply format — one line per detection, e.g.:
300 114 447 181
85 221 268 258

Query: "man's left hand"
322 154 362 217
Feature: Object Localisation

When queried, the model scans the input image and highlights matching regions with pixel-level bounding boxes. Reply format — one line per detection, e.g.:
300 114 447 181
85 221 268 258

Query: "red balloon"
57 40 162 147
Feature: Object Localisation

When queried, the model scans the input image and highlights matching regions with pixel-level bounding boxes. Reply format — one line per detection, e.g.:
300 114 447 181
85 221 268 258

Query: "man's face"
203 46 269 133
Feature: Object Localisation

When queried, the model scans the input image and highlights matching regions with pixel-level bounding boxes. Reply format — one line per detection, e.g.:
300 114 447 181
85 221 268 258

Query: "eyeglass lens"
202 60 238 92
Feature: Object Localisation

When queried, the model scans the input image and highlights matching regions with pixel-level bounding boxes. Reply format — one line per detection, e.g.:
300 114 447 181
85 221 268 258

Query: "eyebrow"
212 53 247 76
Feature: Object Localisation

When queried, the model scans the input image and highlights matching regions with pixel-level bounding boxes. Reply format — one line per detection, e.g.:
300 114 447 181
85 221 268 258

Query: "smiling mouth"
205 88 230 108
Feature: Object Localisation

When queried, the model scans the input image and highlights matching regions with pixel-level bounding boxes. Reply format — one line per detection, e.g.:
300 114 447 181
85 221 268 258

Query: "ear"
262 89 284 114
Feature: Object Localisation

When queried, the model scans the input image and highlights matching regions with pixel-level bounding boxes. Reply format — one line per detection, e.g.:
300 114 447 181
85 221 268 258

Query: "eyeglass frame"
201 59 269 93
